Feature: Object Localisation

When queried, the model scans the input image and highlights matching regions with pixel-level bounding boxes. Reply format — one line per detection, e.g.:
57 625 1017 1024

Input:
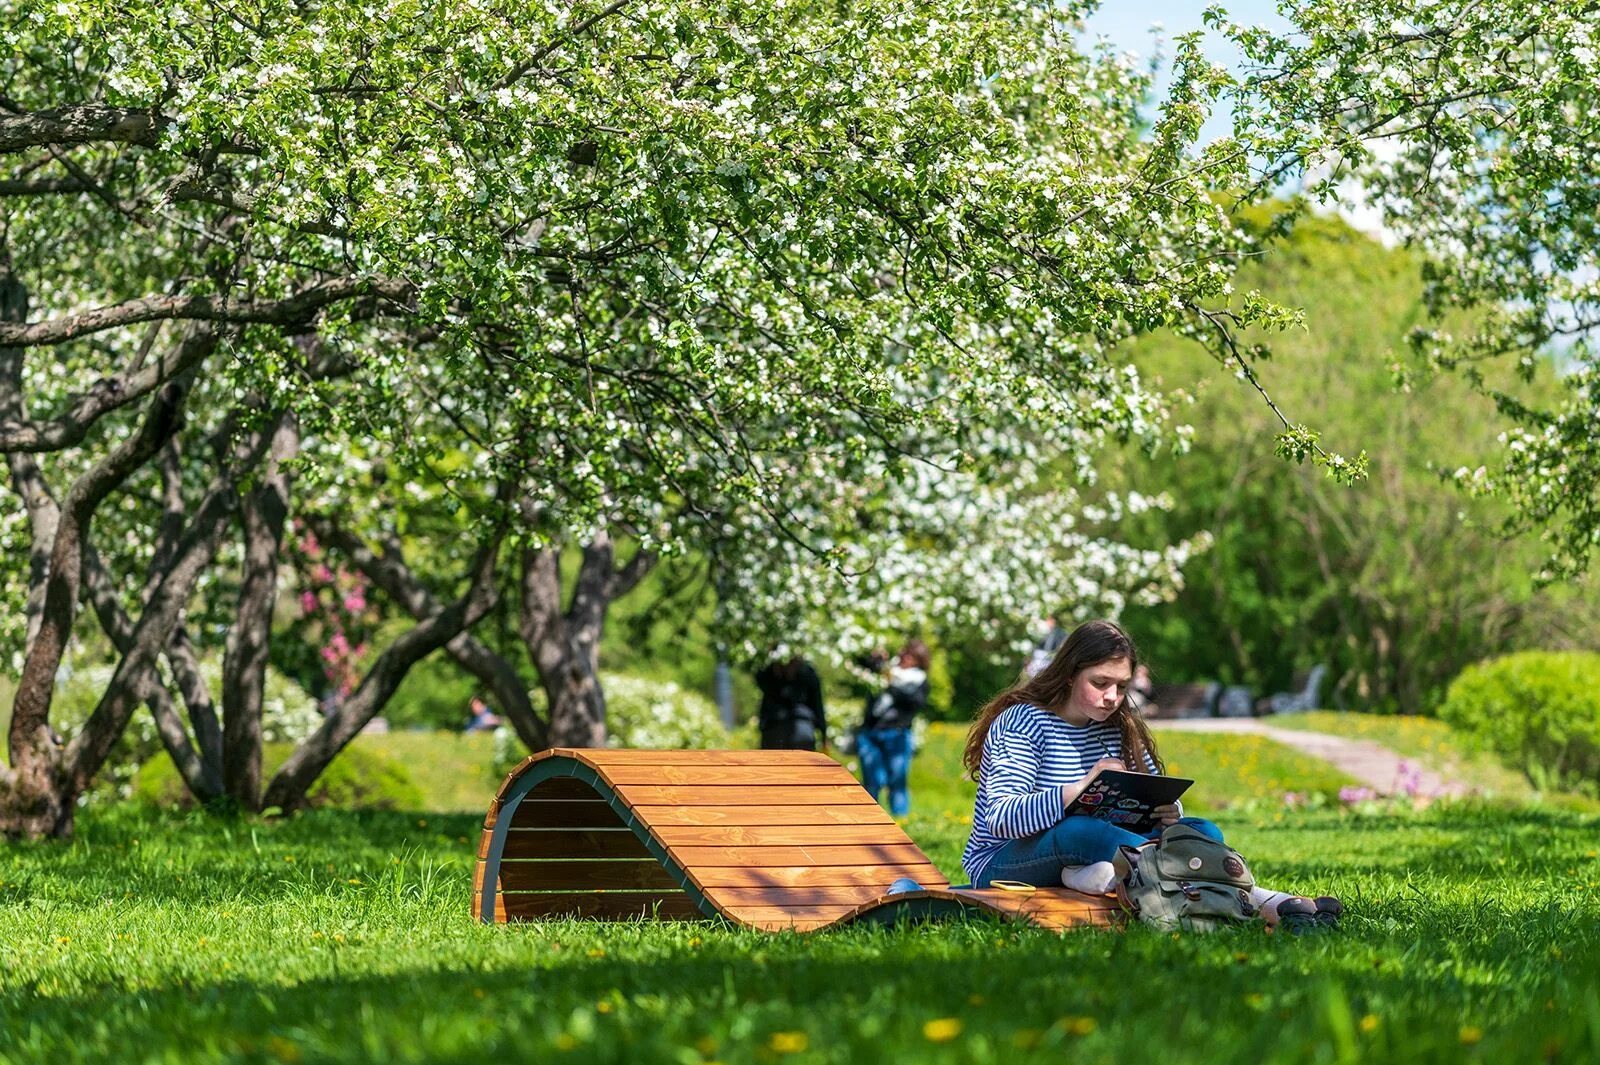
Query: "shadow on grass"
5 914 1598 1065
2 807 486 907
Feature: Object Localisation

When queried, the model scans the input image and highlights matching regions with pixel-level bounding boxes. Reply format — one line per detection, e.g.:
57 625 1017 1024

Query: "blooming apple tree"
2 0 1329 834
1227 0 1600 577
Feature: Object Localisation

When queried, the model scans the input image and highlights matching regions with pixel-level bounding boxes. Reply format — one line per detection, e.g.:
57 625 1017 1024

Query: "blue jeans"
857 727 912 816
975 816 1224 887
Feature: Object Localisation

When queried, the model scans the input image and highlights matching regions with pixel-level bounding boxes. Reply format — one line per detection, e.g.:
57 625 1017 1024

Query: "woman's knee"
1042 816 1142 862
1178 816 1224 843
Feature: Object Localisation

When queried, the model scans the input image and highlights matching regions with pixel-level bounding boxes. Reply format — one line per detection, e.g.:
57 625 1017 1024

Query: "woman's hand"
1089 757 1127 777
1061 758 1127 808
1151 802 1182 826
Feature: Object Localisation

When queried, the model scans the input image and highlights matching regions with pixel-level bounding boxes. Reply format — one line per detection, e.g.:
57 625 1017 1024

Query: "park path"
1154 718 1472 798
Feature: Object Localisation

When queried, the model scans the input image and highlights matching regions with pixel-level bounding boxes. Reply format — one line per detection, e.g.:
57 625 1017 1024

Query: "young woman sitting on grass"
960 619 1339 927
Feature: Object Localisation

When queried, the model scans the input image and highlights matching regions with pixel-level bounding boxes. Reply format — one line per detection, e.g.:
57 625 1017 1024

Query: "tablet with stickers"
1064 769 1194 835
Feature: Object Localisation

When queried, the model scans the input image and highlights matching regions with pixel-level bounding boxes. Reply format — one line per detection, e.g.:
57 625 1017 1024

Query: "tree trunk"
82 543 222 801
221 413 298 809
518 528 655 749
0 369 198 837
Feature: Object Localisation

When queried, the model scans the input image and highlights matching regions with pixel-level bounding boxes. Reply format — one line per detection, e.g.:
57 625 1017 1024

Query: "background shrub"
490 671 727 780
600 671 726 750
1438 651 1600 796
134 741 425 811
53 658 321 800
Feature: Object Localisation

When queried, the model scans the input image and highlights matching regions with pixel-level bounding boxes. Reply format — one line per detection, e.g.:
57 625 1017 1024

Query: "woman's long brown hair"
962 619 1163 781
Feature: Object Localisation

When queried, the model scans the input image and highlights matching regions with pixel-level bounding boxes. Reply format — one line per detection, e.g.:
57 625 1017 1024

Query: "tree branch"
0 277 414 347
10 367 196 780
80 542 221 800
0 104 167 153
0 326 217 451
495 0 633 89
0 176 90 195
305 512 547 750
262 532 505 810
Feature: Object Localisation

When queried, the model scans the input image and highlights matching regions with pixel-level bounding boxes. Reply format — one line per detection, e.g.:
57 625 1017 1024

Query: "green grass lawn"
4 725 1599 1063
354 730 499 813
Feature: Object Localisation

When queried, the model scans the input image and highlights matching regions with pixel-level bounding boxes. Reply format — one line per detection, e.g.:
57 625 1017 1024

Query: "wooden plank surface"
664 844 929 867
477 750 1121 934
507 800 626 830
628 804 896 827
951 888 1123 929
598 765 856 786
612 784 874 807
485 828 650 860
478 891 704 921
705 884 890 909
688 863 948 889
522 778 603 800
652 824 916 848
716 902 880 923
573 749 837 766
492 859 682 892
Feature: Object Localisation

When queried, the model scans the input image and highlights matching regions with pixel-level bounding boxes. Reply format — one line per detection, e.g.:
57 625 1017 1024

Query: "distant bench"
1142 682 1220 720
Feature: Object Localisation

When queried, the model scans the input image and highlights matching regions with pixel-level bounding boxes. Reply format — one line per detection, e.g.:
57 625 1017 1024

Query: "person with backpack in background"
1022 613 1068 678
855 639 932 817
755 655 828 751
960 619 1340 931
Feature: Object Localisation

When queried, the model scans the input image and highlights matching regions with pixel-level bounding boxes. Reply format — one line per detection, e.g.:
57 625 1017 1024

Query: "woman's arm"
981 722 1069 839
1141 749 1182 820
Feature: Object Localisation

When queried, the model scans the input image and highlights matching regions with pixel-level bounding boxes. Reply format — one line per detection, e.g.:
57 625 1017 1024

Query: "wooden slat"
599 765 855 786
612 784 873 807
522 778 602 800
477 891 704 921
741 918 835 931
653 824 916 848
689 863 948 889
664 844 929 867
484 829 650 860
492 859 682 892
629 803 896 827
950 888 1123 929
508 800 626 830
575 749 837 766
706 884 889 909
716 902 876 922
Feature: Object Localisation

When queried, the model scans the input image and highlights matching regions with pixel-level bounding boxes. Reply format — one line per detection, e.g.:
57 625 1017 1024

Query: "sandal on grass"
1272 895 1342 935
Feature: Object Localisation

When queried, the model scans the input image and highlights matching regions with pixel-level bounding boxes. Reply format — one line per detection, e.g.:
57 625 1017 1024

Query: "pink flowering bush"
285 522 378 701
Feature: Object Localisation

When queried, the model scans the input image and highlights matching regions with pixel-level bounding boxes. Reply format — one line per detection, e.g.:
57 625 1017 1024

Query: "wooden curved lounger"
474 748 1122 933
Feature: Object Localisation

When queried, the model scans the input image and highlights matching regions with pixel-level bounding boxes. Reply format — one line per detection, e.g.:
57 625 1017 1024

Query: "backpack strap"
1111 841 1152 915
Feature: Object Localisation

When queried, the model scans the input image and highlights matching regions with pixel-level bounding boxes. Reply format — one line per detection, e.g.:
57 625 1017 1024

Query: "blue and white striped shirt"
961 703 1160 883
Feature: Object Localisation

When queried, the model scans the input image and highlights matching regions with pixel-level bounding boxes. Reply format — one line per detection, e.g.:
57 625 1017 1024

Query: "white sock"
1060 861 1117 894
1250 887 1296 919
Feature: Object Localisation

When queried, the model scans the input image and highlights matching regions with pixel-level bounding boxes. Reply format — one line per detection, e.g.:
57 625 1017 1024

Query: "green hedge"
1438 651 1600 796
